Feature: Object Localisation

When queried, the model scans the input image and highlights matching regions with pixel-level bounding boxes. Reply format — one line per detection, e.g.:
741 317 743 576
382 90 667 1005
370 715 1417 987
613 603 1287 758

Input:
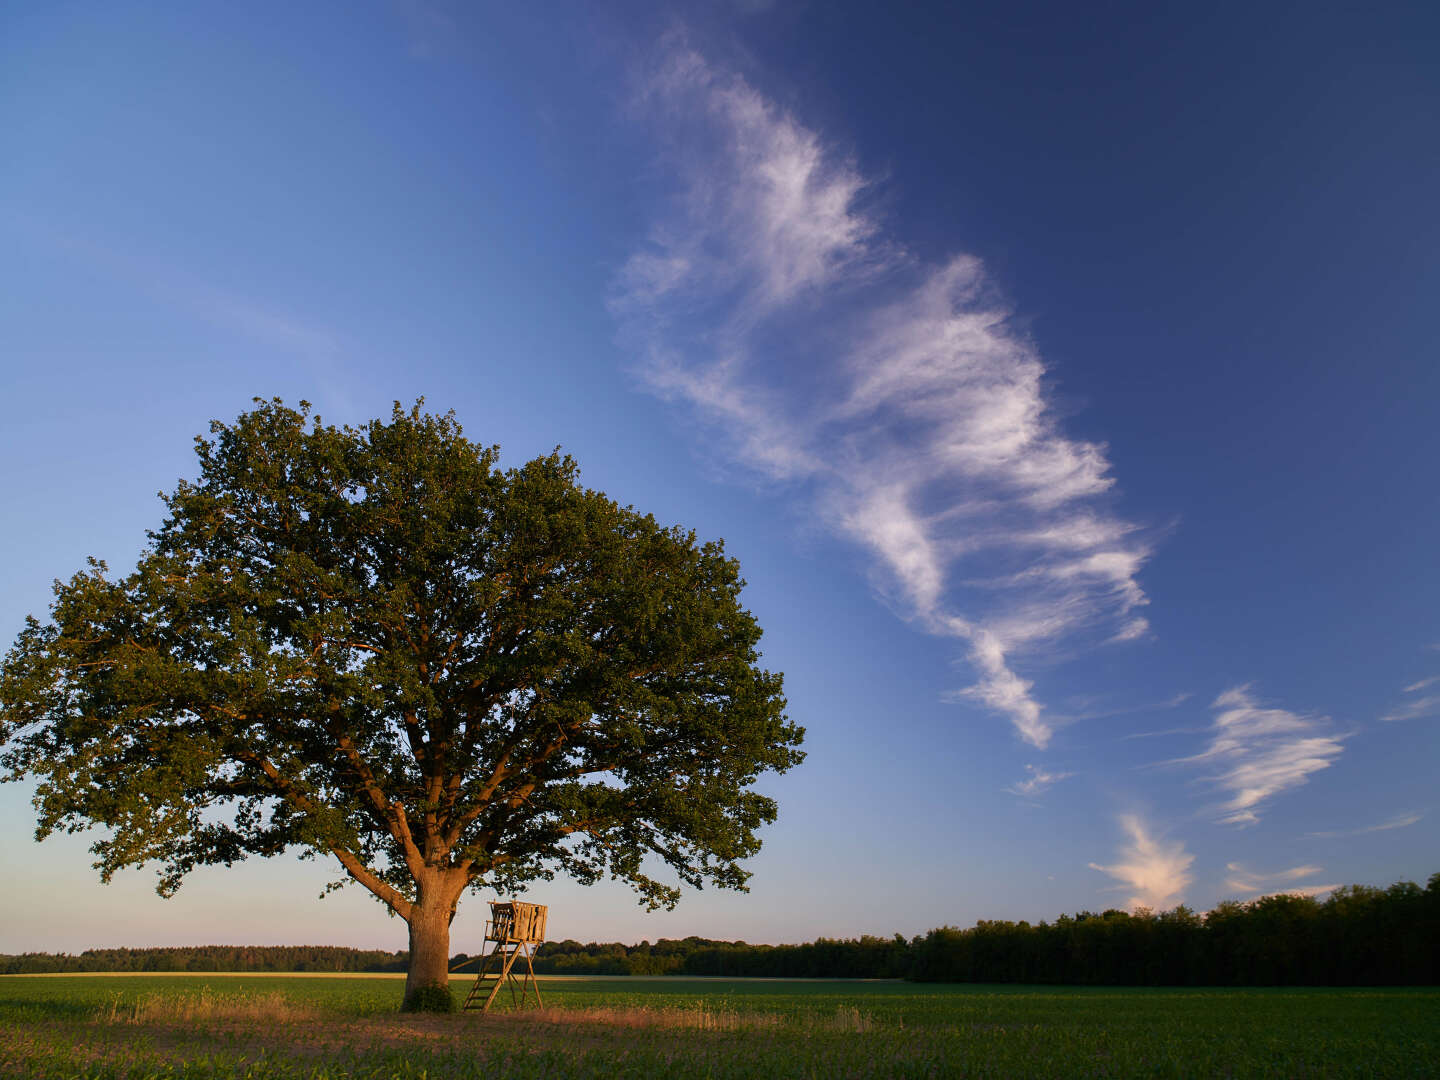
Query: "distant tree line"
0 945 408 975
909 876 1440 986
6 873 1436 984
518 933 912 978
521 874 1440 984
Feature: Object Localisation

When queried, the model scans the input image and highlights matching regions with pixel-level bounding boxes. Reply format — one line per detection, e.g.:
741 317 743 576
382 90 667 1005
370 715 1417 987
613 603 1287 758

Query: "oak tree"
0 400 802 1009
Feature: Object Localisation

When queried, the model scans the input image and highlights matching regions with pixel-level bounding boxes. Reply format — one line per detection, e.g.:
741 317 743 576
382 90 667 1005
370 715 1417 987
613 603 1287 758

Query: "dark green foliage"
0 399 802 1001
0 946 411 975
532 934 913 978
531 872 1440 984
910 871 1440 985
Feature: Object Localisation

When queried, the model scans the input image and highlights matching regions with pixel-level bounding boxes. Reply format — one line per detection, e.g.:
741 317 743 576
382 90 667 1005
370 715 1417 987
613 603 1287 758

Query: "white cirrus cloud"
1402 676 1438 693
1380 694 1440 723
612 39 1150 749
1165 686 1346 826
1224 862 1339 899
1089 815 1194 912
1005 764 1075 799
1305 812 1423 839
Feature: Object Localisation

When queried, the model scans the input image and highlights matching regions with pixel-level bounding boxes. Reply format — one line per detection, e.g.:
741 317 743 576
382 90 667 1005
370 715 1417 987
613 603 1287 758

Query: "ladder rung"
460 940 543 1012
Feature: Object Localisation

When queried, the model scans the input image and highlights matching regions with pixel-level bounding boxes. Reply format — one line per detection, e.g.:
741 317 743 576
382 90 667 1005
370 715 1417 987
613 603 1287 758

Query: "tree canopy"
0 399 803 1008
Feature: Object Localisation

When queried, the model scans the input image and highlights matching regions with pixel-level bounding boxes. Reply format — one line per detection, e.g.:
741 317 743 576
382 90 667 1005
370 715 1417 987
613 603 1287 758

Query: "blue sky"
2 1 1437 952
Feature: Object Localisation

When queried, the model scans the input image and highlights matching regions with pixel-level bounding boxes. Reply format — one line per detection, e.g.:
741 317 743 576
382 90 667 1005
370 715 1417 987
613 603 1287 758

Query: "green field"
2 974 1436 1078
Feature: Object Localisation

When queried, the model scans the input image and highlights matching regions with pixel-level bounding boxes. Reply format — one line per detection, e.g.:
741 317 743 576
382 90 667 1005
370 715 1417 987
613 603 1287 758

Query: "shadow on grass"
0 993 97 1021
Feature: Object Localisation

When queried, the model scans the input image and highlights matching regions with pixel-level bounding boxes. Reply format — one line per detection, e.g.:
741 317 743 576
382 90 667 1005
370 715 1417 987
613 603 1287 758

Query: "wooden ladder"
461 939 542 1012
461 928 543 1012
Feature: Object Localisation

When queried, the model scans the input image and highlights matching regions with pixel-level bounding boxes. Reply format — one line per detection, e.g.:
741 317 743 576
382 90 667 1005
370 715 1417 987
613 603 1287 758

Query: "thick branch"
332 728 425 878
240 750 413 919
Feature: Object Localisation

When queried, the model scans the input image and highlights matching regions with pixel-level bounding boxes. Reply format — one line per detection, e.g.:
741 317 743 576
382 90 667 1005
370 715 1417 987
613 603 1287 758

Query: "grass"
1 974 1437 1078
98 987 328 1025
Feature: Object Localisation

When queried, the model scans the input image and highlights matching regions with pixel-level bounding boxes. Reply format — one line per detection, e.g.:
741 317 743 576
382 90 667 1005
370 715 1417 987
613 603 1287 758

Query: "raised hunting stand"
455 900 547 1013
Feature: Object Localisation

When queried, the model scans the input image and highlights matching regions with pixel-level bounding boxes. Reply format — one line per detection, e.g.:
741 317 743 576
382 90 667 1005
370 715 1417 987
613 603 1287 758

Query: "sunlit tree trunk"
402 874 464 1011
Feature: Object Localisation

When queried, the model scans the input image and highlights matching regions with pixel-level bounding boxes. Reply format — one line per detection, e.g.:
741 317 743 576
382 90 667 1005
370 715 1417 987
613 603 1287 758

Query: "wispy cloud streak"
1089 815 1194 911
1005 764 1074 798
1170 686 1345 826
613 41 1150 748
1305 812 1422 839
1121 725 1208 741
1224 862 1338 899
1380 687 1440 723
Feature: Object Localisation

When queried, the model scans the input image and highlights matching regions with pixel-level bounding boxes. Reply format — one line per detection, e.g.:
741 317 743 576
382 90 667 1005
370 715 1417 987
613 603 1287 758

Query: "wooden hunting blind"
456 900 547 1013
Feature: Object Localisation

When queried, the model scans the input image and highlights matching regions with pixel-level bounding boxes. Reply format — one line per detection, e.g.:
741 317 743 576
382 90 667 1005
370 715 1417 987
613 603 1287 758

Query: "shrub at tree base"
399 983 455 1014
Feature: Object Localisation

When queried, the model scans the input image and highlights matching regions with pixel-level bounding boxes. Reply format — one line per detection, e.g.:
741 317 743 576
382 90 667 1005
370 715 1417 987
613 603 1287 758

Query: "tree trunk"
402 878 461 1012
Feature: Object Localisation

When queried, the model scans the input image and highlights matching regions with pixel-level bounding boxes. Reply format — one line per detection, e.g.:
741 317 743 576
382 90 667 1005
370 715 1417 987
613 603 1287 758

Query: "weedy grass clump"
512 999 874 1032
529 1000 784 1031
98 987 328 1025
